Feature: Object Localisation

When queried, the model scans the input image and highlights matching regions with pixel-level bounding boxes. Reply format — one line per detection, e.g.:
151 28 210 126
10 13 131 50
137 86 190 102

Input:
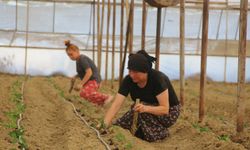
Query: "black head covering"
127 50 157 73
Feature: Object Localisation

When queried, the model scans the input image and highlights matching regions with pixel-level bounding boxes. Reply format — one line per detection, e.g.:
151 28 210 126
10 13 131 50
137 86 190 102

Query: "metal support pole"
216 10 223 39
16 0 18 31
52 1 56 33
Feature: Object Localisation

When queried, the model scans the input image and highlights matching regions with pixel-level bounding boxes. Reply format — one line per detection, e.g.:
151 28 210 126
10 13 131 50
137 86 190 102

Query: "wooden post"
120 0 125 79
199 0 209 123
125 0 130 19
155 7 162 71
97 0 105 74
96 0 100 68
224 0 229 82
236 0 248 133
92 1 96 62
119 0 134 85
129 0 134 53
105 0 111 81
111 0 116 89
97 0 101 73
141 1 147 50
131 99 140 135
180 0 185 106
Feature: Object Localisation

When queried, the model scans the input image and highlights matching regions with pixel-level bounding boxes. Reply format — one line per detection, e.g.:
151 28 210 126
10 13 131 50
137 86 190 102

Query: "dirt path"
0 74 19 149
22 77 105 149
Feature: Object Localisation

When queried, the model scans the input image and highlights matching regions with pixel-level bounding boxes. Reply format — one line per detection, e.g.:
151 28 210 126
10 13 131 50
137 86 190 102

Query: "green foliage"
218 134 230 141
218 115 225 121
124 142 133 150
9 128 28 149
3 80 26 129
47 78 65 98
114 132 133 150
1 79 28 149
192 123 210 132
4 111 19 129
115 132 126 142
10 80 22 102
243 122 249 128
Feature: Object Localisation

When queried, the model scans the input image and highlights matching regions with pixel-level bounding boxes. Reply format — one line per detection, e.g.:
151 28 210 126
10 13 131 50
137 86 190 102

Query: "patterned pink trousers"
80 80 108 105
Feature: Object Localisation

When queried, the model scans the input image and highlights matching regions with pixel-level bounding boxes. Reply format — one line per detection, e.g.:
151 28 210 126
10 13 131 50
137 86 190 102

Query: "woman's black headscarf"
127 50 157 73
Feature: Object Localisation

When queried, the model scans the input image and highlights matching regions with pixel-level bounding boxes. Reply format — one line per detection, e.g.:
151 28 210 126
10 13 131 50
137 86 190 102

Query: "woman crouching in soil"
104 50 180 142
64 40 113 106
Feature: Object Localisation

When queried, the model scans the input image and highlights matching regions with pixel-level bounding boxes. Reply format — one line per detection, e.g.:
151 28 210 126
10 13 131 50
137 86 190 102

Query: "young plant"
47 78 65 98
9 128 28 149
3 79 28 149
218 134 230 141
113 130 133 150
192 123 210 132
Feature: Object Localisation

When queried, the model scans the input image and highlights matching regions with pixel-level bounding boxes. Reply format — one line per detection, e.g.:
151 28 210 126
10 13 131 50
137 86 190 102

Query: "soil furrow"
22 77 105 149
0 74 19 149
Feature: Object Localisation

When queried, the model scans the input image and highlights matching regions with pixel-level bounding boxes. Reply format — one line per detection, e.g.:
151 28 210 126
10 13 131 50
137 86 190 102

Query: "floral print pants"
114 104 181 142
80 80 108 105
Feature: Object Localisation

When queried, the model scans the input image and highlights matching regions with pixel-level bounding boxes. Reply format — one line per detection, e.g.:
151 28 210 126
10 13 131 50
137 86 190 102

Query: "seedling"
115 132 126 142
218 134 230 141
2 79 28 149
192 123 210 132
114 131 133 150
9 128 28 149
47 78 65 98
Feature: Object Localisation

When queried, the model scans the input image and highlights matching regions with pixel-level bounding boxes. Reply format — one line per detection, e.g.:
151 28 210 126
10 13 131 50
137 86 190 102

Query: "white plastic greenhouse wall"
0 0 249 82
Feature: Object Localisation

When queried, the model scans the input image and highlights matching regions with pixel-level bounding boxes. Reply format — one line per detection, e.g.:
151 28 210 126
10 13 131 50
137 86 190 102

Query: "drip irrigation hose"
16 82 25 150
61 97 111 150
48 78 111 149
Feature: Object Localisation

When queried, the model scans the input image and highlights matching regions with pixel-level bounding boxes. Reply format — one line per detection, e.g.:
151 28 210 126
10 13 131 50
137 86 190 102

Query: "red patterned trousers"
80 80 108 105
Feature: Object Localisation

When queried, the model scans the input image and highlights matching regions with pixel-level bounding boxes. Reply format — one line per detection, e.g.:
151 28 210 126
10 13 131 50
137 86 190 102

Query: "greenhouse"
0 0 249 149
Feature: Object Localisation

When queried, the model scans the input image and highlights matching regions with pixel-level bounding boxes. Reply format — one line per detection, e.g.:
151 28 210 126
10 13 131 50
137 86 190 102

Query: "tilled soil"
0 73 250 150
21 76 105 149
0 74 19 150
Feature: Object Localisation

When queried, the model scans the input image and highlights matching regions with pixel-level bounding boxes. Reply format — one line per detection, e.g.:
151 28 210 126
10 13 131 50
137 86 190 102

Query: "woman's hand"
133 89 170 116
133 103 148 113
